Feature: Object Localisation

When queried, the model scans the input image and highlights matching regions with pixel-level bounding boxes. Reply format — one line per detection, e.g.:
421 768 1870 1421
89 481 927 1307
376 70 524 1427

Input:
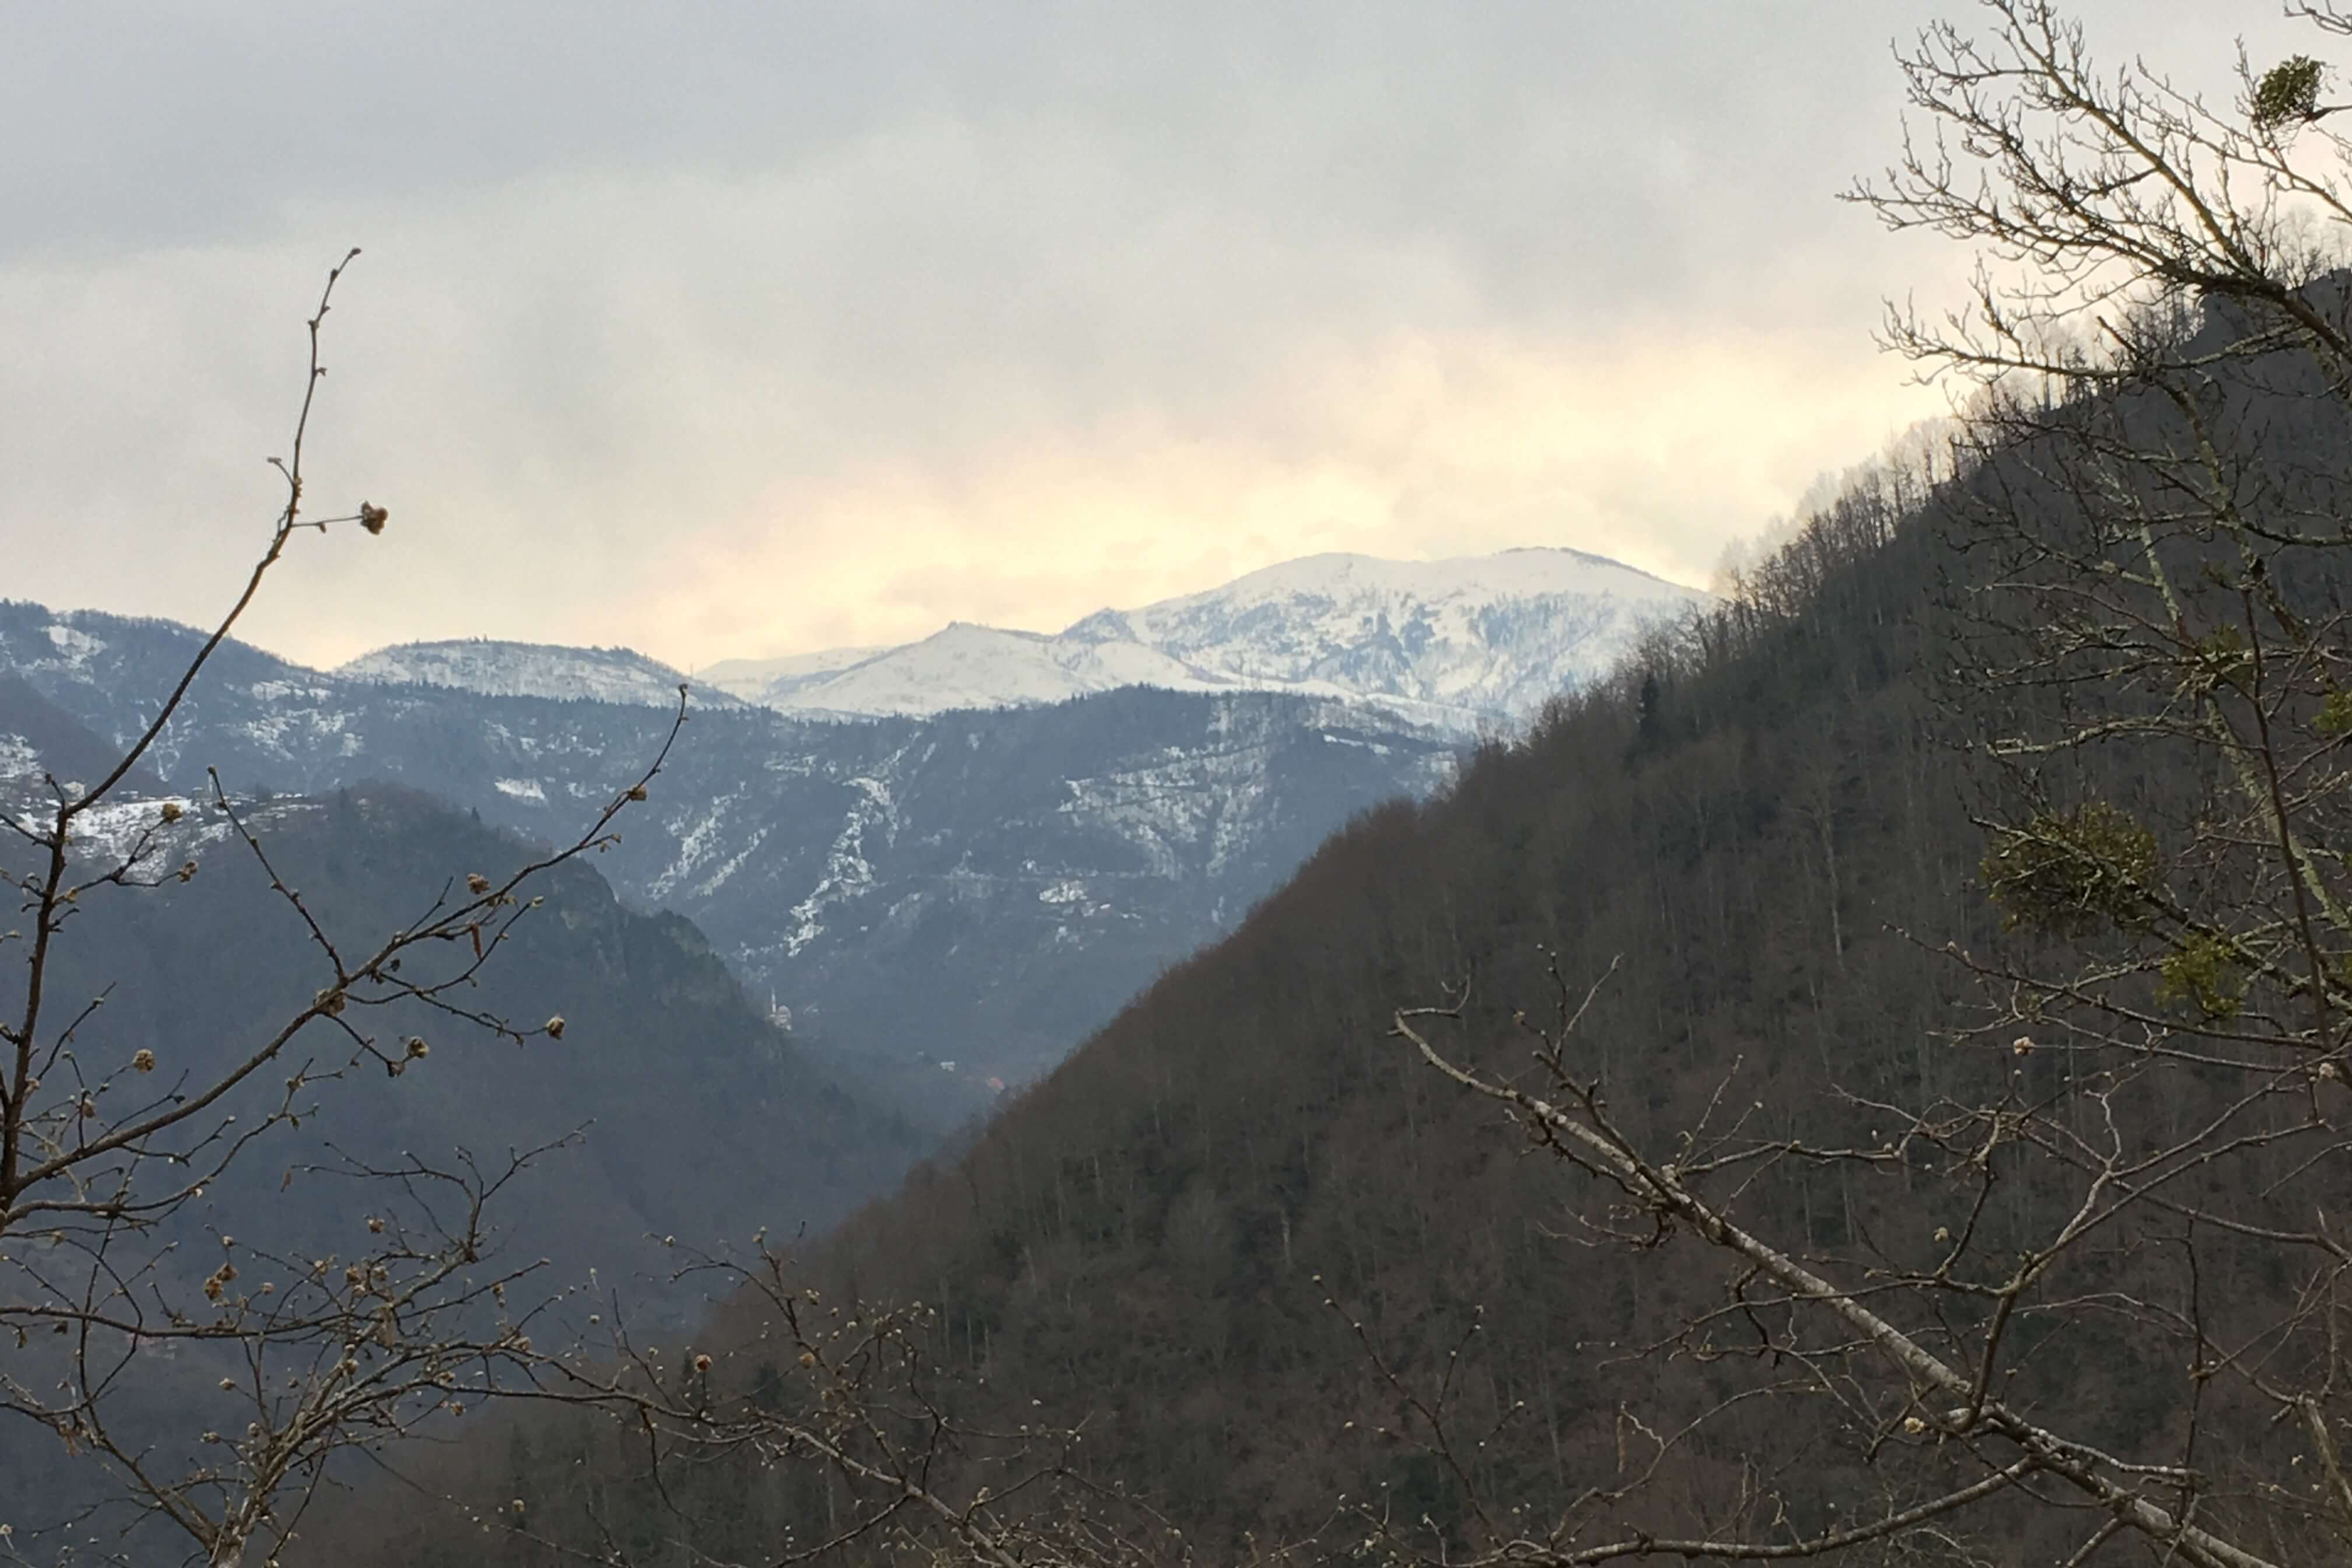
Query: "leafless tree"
0 253 687 1568
1372 5 2352 1566
485 1240 1202 1568
0 255 1176 1568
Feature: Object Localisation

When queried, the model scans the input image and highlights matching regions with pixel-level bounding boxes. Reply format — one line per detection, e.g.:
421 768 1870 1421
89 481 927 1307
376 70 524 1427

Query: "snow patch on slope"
783 774 900 956
44 624 106 668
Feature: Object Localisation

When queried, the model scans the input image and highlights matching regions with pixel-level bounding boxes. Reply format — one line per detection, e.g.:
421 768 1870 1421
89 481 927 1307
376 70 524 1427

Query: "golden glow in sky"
0 2 2273 668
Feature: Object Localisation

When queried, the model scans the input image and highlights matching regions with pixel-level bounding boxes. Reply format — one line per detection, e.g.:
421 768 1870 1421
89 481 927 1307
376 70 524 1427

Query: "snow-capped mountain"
1074 548 1705 718
337 638 744 709
1 600 1452 1084
699 646 888 704
725 548 1706 726
743 623 1231 718
2 546 1687 1082
326 548 1703 728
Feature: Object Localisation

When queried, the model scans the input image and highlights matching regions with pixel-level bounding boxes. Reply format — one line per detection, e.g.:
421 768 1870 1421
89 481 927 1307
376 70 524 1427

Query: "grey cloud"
8 4 1946 290
0 2 2305 664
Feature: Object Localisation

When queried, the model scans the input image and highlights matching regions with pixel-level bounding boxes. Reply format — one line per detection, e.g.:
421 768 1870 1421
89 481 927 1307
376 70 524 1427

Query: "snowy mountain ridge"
698 646 889 704
0 598 1453 1086
337 638 744 709
320 549 1704 727
713 548 1707 727
0 545 1699 1084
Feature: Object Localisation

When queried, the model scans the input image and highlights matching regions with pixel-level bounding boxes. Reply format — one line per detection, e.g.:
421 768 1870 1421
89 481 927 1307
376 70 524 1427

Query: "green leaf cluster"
2254 55 2325 128
2188 625 2250 688
2157 933 2245 1020
1982 802 2159 934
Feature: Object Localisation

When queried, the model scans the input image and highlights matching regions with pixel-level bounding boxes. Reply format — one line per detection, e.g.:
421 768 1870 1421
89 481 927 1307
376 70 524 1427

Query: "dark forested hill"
0 771 936 1542
320 449 2017 1563
4 783 929 1307
300 271 2352 1562
785 496 1971 1537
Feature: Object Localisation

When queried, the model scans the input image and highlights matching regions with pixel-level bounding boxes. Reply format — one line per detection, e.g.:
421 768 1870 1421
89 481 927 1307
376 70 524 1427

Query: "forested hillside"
746 464 1975 1547
0 752 929 1554
55 789 929 1292
324 411 1988 1561
811 488 1965 1532
332 243 2352 1562
20 6 2352 1566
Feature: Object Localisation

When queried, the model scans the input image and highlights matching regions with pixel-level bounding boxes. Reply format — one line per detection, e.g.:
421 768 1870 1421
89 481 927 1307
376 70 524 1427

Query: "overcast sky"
0 2 2304 670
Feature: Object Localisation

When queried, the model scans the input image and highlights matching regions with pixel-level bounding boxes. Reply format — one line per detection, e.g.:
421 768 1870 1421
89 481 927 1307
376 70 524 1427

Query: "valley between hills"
8 8 2352 1566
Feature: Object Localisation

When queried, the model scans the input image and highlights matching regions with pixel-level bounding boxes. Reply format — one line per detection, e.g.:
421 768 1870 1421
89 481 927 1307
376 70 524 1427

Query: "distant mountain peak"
335 639 743 709
731 547 1708 727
